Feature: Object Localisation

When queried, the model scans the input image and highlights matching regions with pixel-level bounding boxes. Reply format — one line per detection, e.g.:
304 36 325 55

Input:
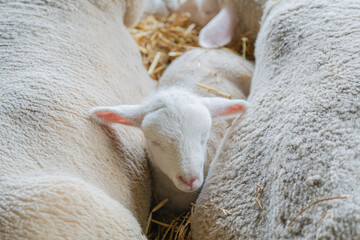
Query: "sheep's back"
0 0 155 236
192 0 360 239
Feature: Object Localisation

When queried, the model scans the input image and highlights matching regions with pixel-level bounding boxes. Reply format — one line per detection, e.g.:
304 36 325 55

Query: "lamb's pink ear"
90 105 143 127
199 7 239 48
201 97 248 118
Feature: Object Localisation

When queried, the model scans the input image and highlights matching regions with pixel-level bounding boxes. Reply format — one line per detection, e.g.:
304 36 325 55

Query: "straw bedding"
129 13 255 81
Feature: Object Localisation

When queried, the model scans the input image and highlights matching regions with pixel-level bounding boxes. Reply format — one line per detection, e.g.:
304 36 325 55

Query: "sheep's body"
192 0 360 239
155 48 254 213
0 0 154 239
159 48 253 98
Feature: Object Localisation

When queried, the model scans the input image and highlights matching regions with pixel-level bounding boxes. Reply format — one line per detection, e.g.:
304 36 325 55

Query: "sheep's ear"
199 7 238 48
201 97 248 118
90 105 143 127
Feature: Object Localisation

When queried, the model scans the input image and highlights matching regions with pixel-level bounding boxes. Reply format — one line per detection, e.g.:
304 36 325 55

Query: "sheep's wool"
192 0 360 239
0 0 154 239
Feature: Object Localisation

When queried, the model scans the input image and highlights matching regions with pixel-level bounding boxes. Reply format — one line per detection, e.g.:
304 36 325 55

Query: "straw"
129 13 255 81
196 83 233 99
288 196 348 226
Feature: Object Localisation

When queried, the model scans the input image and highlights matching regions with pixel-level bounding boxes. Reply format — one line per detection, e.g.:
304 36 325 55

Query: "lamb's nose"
179 176 198 188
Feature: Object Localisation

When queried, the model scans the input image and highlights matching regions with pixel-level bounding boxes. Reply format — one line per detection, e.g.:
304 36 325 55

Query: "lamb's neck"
150 163 179 197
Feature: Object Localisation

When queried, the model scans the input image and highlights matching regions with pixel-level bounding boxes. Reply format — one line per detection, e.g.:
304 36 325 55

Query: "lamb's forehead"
144 89 200 111
142 89 211 130
153 89 200 105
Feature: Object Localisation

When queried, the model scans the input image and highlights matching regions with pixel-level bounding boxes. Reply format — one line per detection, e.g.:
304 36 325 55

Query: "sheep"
198 0 266 48
142 0 266 47
191 0 360 239
159 48 253 99
91 47 253 214
0 0 155 239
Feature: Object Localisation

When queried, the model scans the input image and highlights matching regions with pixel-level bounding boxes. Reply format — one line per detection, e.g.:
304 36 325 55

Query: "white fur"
199 0 266 48
198 6 238 48
192 0 360 239
0 1 153 239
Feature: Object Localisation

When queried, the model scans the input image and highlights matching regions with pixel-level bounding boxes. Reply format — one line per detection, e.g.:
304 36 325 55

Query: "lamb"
91 47 253 213
192 0 360 239
142 0 266 47
198 0 266 48
0 0 155 239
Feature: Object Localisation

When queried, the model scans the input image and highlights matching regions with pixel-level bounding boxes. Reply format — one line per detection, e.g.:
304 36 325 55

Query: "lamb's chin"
174 182 202 193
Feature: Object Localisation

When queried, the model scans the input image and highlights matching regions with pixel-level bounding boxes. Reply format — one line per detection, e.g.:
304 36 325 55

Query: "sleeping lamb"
91 48 253 213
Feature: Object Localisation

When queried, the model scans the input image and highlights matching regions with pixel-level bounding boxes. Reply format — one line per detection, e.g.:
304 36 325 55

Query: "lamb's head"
90 89 247 192
140 91 213 192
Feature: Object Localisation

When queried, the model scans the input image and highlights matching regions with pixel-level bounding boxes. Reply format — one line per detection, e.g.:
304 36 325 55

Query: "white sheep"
91 48 253 213
0 0 154 239
198 0 266 48
192 0 360 239
142 0 265 47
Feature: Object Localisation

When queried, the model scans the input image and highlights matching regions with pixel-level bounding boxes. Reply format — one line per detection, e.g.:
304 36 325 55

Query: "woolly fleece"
192 0 360 239
0 0 154 239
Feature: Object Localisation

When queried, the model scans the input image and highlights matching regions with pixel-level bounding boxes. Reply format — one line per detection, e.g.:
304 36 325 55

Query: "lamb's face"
90 89 248 193
142 104 211 192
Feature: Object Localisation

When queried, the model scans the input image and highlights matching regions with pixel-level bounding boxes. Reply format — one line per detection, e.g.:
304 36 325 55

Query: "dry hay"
255 184 264 210
287 196 348 227
145 199 193 240
145 199 233 240
129 13 255 81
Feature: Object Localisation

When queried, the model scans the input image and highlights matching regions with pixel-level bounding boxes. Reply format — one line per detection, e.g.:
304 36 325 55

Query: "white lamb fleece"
192 0 360 239
91 48 253 214
0 0 153 239
0 176 146 239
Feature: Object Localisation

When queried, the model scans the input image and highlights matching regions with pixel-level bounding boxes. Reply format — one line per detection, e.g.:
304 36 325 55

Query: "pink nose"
179 176 198 188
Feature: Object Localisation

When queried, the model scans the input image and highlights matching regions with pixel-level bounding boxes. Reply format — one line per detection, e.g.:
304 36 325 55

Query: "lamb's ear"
199 7 238 48
90 105 144 127
201 97 248 119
